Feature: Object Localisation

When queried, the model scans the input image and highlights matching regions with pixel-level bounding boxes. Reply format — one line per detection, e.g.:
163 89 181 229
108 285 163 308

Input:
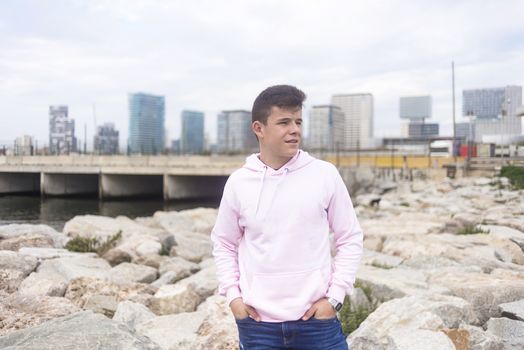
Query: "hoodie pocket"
247 268 327 320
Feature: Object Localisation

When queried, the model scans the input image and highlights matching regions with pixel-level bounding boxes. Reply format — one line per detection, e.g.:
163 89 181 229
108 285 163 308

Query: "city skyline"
1 1 524 147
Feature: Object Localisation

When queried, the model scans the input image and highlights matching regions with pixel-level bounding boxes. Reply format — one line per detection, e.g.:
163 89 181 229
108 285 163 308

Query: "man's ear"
252 121 263 139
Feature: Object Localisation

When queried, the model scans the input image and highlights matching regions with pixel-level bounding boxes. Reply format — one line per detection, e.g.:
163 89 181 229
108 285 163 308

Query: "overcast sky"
1 0 523 149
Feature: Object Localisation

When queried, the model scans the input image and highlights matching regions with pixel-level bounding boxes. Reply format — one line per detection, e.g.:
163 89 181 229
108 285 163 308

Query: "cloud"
0 0 523 147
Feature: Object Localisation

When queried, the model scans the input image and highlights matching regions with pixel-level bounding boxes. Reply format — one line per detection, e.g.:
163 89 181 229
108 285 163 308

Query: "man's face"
253 106 302 159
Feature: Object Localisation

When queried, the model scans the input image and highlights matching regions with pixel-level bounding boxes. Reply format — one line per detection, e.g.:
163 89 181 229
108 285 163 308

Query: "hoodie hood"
242 150 315 216
243 149 315 175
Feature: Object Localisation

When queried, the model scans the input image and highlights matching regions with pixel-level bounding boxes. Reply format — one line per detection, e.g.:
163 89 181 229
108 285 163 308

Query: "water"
0 195 220 231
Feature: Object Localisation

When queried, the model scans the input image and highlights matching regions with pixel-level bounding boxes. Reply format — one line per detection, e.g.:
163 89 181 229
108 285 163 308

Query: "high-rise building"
181 110 204 154
331 93 373 149
217 110 257 154
128 92 165 155
308 105 344 151
49 105 77 155
94 123 119 155
14 135 34 156
462 86 522 142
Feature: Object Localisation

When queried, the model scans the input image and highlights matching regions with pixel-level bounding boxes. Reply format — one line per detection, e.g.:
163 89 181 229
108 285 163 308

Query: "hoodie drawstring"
255 166 268 215
256 167 289 218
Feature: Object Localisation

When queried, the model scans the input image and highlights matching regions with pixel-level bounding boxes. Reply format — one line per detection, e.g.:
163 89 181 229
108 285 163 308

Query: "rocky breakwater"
0 175 523 349
0 208 236 350
350 176 524 349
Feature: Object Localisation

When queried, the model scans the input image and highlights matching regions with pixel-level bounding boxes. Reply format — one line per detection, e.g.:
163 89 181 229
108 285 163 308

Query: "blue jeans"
235 316 349 350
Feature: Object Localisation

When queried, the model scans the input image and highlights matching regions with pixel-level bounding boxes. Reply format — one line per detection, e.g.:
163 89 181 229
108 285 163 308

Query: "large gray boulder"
158 256 199 282
0 293 80 337
18 247 96 260
149 283 200 315
0 224 67 250
386 328 456 350
37 255 112 282
0 310 162 349
499 299 524 321
136 310 207 350
18 271 68 297
113 300 156 332
486 318 524 350
0 250 37 276
0 269 25 293
347 294 478 348
109 262 158 284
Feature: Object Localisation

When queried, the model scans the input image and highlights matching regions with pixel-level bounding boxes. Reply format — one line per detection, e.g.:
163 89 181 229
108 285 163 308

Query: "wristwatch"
327 297 343 312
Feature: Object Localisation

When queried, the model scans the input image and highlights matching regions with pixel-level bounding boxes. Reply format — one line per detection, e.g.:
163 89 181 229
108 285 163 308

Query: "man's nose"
290 121 301 134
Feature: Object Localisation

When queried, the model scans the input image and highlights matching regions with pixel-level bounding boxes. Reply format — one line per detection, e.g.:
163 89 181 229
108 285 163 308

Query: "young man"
211 85 363 349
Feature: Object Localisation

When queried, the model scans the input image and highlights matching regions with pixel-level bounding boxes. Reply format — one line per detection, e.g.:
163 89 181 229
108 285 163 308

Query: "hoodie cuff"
226 286 242 305
326 285 347 304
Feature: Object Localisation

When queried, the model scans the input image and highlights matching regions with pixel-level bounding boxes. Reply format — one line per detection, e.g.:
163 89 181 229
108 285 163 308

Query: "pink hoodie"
211 150 363 322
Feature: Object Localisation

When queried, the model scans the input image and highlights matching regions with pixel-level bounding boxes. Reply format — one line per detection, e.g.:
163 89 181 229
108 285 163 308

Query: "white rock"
113 300 156 331
18 247 97 260
0 250 38 276
175 265 218 299
151 271 179 288
499 299 524 321
158 256 200 282
149 283 200 315
136 310 206 350
110 262 158 284
0 224 67 249
37 256 112 283
387 328 455 350
486 318 524 349
18 271 68 296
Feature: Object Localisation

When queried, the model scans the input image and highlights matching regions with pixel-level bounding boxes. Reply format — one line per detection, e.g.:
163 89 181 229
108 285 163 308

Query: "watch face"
335 303 343 311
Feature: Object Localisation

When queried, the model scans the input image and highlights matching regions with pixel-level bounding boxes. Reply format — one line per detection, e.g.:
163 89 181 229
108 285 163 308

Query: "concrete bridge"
0 155 245 199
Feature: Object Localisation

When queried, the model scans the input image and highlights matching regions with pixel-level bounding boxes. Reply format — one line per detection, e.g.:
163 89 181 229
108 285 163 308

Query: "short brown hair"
252 85 306 125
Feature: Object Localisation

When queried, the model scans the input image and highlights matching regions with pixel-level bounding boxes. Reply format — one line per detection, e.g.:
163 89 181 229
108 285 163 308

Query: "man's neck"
258 152 295 170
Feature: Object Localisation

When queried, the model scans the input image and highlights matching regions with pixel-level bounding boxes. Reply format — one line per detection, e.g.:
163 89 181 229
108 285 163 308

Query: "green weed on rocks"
65 230 122 256
339 281 380 336
499 165 524 189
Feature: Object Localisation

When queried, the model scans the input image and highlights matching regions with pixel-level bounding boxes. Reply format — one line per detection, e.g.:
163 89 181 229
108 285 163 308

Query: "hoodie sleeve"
325 165 364 303
211 175 244 305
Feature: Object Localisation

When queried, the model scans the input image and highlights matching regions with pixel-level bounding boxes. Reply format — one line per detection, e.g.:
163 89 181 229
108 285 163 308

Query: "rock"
363 236 384 252
64 277 157 315
133 254 168 269
347 294 478 347
18 247 96 260
153 211 195 234
36 255 112 282
387 328 456 350
179 207 218 235
109 262 158 284
486 318 524 349
18 272 68 297
0 269 25 293
462 324 504 350
361 249 404 269
361 212 445 237
151 271 179 288
169 231 212 263
499 299 524 321
135 310 206 350
199 258 215 269
149 283 201 315
175 265 218 300
113 300 156 331
0 224 67 250
158 256 200 282
0 310 162 349
0 250 38 276
103 248 132 266
428 271 524 324
0 293 81 337
63 215 167 259
193 295 239 350
441 328 470 350
349 287 372 311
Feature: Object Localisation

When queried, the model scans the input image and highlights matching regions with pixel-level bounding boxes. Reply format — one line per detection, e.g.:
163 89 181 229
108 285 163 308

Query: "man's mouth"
285 140 299 144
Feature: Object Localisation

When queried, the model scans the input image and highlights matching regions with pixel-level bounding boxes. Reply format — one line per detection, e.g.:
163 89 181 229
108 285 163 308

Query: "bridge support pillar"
164 175 227 200
0 172 40 194
100 174 163 199
41 173 99 197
